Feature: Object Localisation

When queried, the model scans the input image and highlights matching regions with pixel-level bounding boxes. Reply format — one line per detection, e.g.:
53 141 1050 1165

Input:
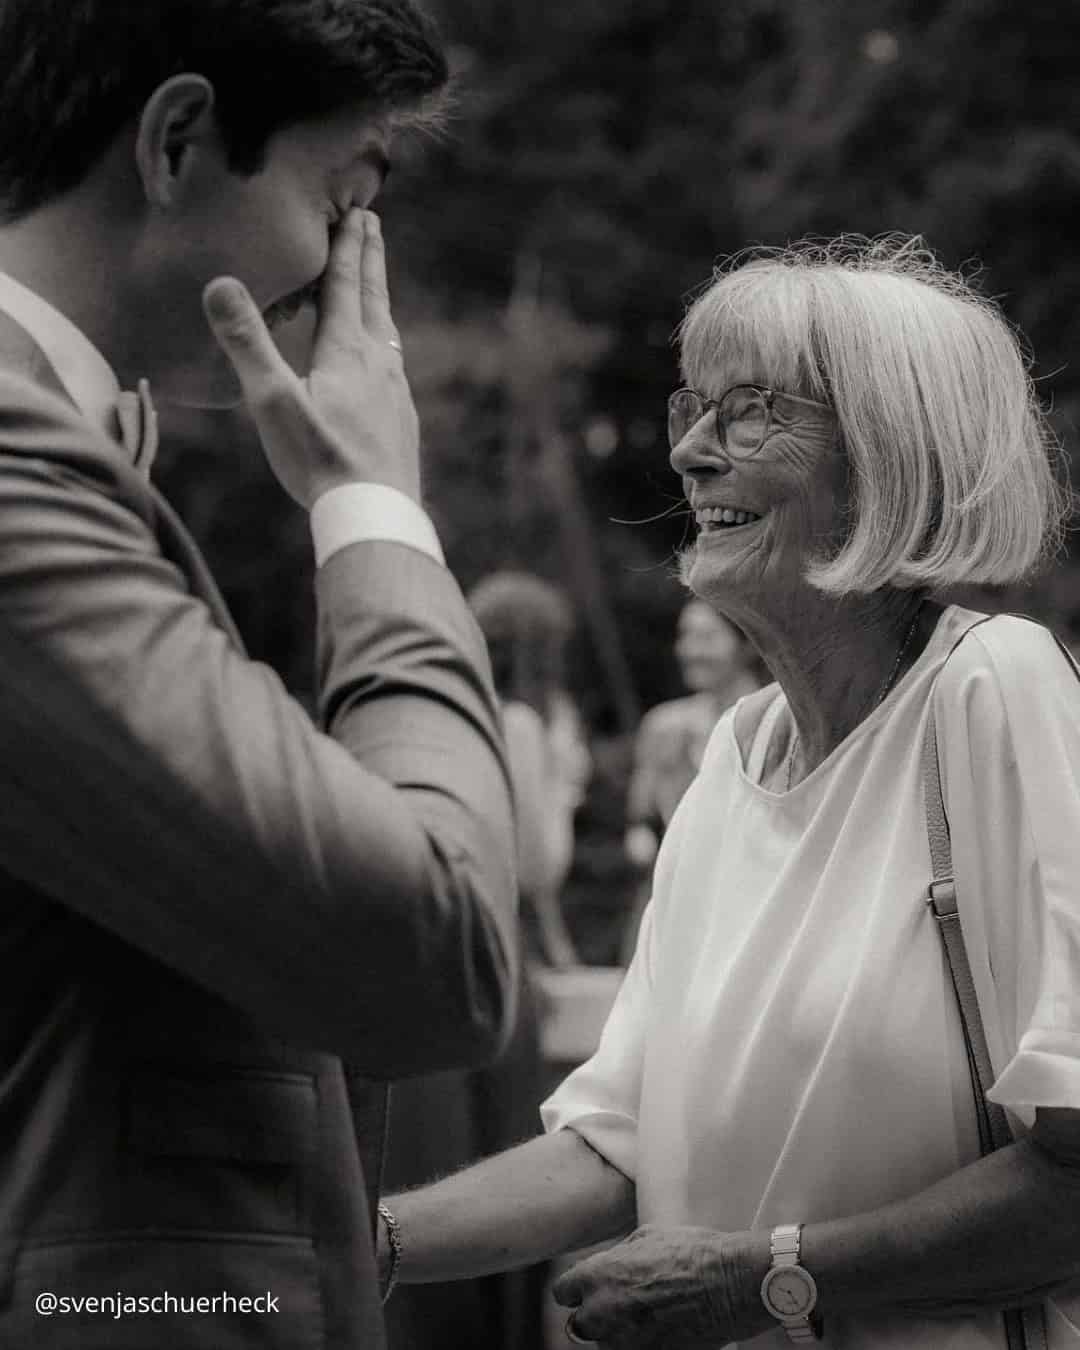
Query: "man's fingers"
314 209 366 353
359 211 397 343
203 277 291 393
314 209 402 364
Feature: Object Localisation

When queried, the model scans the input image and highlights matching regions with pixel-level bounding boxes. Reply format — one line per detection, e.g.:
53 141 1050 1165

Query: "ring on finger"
387 337 403 353
565 1310 591 1345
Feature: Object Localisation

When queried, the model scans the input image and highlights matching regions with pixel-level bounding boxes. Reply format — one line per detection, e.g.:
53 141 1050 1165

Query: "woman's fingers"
552 1263 586 1309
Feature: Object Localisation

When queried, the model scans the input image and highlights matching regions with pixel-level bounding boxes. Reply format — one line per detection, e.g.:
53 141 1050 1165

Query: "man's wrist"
310 481 444 568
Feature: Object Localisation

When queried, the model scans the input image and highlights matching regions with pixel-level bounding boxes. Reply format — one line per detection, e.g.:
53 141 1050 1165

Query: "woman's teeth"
695 507 762 531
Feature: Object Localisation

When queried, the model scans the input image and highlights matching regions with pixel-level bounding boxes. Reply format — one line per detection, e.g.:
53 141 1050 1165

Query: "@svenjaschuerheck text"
35 1289 280 1318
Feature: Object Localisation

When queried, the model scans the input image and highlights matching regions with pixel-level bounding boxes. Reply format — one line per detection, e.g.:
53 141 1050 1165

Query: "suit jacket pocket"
126 1070 318 1235
8 1233 323 1349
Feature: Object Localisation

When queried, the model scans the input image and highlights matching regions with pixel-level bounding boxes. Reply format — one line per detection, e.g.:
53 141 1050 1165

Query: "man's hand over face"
202 210 419 508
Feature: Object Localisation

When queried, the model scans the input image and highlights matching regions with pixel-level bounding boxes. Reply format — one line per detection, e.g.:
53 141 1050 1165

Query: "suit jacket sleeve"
0 374 518 1076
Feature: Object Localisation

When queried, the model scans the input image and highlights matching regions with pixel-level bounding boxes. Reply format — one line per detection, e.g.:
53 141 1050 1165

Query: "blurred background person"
472 571 591 970
382 569 589 1350
622 599 759 959
626 599 759 861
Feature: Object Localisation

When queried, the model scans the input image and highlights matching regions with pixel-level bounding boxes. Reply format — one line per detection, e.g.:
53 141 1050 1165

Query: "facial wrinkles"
757 401 835 482
683 429 837 594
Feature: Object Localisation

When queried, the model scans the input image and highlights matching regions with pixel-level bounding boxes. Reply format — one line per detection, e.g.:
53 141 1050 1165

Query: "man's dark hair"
0 0 449 219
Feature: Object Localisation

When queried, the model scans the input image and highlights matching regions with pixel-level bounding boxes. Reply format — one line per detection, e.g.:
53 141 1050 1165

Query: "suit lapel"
0 310 247 652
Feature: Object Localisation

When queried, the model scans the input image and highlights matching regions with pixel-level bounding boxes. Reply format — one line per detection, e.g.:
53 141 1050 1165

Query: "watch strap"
771 1223 802 1264
764 1223 822 1343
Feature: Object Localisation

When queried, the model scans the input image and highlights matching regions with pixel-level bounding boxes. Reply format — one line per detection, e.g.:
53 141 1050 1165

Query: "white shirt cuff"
309 482 445 568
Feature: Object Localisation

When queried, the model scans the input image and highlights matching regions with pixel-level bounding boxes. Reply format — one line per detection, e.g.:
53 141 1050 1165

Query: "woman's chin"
681 537 752 595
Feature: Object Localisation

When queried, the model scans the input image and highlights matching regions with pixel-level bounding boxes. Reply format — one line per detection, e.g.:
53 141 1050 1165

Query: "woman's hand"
552 1224 774 1348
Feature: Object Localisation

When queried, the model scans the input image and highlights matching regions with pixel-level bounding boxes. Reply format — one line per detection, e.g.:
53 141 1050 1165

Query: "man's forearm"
311 537 519 1072
388 1129 637 1284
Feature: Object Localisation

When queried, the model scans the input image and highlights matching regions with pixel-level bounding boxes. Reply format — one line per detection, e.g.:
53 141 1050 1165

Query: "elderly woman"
376 236 1080 1349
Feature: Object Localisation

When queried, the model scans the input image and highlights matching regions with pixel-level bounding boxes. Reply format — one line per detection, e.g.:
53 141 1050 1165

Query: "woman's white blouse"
542 606 1080 1348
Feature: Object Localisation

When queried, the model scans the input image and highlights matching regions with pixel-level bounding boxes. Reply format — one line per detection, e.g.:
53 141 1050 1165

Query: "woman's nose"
669 428 734 479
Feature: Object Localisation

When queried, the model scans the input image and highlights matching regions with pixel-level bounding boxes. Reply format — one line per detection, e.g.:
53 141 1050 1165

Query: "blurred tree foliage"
156 0 1080 957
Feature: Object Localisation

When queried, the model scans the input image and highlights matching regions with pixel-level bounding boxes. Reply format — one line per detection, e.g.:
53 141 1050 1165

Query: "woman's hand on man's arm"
553 1224 775 1348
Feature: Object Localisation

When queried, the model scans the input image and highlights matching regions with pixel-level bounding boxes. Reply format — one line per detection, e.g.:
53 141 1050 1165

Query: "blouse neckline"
731 604 973 798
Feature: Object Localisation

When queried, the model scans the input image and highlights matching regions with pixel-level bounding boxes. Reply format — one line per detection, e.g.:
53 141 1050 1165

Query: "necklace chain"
785 599 925 792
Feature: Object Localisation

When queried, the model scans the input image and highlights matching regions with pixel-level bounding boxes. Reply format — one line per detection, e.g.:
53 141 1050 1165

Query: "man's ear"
134 74 220 208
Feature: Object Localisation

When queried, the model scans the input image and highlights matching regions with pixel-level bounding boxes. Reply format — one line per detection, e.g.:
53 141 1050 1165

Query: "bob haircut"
677 234 1072 596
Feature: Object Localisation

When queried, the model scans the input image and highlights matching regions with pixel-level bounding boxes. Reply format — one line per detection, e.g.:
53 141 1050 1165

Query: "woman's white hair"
677 234 1072 595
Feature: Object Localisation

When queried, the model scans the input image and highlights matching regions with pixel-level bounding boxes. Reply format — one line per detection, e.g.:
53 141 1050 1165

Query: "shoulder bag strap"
922 705 1014 1156
922 614 1060 1350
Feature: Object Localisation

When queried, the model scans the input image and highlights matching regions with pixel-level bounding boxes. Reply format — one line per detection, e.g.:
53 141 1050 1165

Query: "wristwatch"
759 1223 822 1342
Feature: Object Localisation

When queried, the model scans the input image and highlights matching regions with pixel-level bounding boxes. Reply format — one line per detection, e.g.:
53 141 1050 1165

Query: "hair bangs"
678 261 827 402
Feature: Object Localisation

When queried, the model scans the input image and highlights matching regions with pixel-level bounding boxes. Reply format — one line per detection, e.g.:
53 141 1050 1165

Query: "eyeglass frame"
667 383 833 459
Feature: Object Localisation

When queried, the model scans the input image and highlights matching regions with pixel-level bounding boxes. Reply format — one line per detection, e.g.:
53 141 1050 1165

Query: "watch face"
763 1266 815 1317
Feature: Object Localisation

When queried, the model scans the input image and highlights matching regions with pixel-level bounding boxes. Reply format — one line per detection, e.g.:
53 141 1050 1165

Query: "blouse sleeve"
540 788 693 1176
936 617 1080 1128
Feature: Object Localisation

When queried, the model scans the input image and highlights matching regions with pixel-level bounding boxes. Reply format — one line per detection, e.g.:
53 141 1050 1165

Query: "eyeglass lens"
668 387 769 456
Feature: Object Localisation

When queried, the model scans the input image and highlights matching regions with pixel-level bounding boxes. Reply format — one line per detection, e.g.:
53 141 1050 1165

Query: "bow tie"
115 378 158 477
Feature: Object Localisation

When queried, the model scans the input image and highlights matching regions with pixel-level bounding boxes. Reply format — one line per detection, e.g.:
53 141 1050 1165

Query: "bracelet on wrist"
378 1201 402 1303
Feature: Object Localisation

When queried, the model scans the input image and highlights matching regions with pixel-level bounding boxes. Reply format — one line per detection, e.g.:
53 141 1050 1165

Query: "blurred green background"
156 0 1080 961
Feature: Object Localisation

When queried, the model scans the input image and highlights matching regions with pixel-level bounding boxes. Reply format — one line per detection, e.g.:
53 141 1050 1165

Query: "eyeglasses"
667 384 832 459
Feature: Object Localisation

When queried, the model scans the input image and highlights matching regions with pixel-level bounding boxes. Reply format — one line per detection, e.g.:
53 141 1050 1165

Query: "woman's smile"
693 505 765 534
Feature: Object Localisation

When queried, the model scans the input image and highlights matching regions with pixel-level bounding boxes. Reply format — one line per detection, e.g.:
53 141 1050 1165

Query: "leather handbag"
921 617 1080 1350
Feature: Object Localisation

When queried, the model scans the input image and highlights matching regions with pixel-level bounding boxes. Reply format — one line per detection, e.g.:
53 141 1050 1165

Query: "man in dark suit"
0 2 517 1346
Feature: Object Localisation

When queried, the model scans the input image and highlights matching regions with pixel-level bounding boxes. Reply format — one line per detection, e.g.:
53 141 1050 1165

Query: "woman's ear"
134 74 219 208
